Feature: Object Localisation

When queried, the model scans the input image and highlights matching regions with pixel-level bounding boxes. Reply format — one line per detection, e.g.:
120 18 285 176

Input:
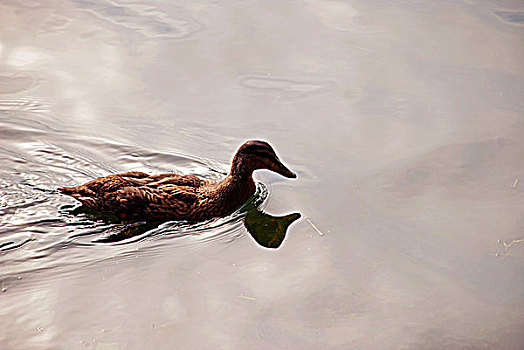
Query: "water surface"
1 0 523 349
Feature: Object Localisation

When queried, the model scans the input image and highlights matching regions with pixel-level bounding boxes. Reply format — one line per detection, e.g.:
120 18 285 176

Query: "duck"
59 140 296 221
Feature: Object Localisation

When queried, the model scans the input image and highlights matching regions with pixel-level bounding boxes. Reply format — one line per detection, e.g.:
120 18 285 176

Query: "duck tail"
58 186 78 195
58 186 98 207
58 186 90 199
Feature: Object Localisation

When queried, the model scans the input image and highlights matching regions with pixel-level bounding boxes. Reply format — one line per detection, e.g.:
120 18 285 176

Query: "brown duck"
59 140 296 221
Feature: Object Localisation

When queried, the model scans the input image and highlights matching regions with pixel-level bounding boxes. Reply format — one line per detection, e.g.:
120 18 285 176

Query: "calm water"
1 0 523 349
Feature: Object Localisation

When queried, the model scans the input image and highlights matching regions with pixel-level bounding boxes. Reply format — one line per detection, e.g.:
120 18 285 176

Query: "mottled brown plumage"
59 140 296 221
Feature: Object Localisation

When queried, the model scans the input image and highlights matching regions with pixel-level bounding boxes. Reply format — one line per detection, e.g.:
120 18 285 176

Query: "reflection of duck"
59 141 296 221
96 204 301 248
244 207 301 248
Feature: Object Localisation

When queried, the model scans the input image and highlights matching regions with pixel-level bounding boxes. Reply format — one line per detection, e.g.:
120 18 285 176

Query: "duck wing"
59 171 205 220
104 184 199 220
59 171 147 201
123 173 207 188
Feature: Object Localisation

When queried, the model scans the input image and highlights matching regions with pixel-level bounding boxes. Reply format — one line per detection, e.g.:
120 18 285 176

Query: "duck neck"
218 172 256 209
218 155 256 206
230 155 254 181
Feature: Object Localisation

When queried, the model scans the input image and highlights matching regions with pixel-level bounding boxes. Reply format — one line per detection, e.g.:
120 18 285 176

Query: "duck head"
231 140 296 179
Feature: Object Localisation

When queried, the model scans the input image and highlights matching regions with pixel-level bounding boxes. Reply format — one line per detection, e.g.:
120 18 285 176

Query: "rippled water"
1 0 524 349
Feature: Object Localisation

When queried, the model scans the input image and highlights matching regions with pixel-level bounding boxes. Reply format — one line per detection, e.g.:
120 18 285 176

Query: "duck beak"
272 158 297 178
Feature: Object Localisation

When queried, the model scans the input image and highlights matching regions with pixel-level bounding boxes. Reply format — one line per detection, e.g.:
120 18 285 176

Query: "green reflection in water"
243 207 301 249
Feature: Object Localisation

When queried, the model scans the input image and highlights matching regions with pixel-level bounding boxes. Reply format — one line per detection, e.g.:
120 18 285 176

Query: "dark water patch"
495 11 524 25
73 0 203 39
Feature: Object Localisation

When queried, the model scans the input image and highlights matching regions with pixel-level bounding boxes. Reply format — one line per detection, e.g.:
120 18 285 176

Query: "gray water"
1 0 523 349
